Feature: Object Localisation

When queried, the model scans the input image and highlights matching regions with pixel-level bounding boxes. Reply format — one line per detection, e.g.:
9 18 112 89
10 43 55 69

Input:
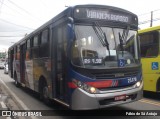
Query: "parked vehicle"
4 63 8 74
0 61 5 69
139 26 160 93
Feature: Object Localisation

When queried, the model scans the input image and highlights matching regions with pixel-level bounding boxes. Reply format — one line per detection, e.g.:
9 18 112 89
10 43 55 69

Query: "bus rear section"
139 26 160 93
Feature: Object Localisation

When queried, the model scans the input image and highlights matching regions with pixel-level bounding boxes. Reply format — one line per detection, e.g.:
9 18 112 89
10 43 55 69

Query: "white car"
0 61 5 69
4 64 8 74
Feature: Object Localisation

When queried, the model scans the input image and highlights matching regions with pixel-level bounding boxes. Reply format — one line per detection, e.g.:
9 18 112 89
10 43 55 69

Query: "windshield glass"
71 25 139 69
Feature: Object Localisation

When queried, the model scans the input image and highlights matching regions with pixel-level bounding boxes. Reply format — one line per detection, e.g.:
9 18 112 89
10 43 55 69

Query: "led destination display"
74 7 137 24
86 9 129 23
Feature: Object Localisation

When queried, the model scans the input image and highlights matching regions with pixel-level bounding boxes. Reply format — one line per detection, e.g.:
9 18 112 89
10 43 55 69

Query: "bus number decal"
128 77 137 83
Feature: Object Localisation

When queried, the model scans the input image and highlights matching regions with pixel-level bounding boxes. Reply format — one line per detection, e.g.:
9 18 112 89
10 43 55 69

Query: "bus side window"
14 45 20 60
15 46 17 60
140 31 159 57
17 45 20 60
40 29 49 58
26 39 32 60
32 35 39 58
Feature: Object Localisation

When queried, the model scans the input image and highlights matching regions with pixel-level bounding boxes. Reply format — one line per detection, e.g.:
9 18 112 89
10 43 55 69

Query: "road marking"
0 78 39 119
139 99 160 107
6 117 11 119
0 101 7 109
0 78 29 110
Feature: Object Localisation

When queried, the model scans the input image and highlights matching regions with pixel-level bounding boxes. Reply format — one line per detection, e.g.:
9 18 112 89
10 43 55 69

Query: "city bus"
8 5 143 110
139 26 160 93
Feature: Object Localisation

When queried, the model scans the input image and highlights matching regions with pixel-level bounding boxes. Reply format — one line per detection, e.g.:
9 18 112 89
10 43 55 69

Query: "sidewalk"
0 78 30 119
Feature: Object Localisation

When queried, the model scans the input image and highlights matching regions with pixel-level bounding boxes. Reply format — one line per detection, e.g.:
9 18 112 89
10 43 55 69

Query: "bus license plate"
114 94 126 101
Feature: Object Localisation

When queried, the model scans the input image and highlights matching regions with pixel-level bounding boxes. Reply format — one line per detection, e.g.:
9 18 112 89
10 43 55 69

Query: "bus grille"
92 71 139 79
99 83 135 91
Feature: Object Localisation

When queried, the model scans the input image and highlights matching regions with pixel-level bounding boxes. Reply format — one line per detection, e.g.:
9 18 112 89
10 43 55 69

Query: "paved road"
0 69 160 119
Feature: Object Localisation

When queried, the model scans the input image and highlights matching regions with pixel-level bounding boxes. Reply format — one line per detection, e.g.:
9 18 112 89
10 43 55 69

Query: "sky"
0 0 160 51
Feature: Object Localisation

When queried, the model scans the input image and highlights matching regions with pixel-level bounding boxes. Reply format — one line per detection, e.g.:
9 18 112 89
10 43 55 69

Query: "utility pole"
150 11 153 27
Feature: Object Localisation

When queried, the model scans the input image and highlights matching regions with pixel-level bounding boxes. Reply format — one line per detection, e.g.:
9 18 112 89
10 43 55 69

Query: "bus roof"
138 25 160 34
8 4 138 50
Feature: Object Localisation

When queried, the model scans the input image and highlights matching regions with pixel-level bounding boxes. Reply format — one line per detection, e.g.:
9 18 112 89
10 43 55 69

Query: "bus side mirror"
68 17 74 23
138 36 140 47
67 23 74 40
137 35 141 59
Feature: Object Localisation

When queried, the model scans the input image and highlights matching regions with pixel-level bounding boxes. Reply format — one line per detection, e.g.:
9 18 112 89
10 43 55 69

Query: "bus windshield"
71 25 139 69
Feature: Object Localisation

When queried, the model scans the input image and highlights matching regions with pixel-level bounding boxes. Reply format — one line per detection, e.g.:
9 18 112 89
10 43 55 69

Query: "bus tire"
14 73 20 87
39 79 50 105
156 79 160 92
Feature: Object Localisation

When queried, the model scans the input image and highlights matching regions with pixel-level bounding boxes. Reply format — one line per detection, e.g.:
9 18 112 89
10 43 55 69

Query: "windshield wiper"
118 26 130 57
92 22 110 57
119 32 124 56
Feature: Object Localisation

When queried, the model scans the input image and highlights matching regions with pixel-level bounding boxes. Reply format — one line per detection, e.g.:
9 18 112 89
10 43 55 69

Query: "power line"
138 12 151 17
139 18 160 25
0 18 35 30
0 30 30 32
0 35 23 37
7 0 44 22
39 0 49 9
0 0 43 25
138 9 160 27
0 0 25 17
7 0 32 15
138 9 160 16
152 9 160 12
139 20 151 25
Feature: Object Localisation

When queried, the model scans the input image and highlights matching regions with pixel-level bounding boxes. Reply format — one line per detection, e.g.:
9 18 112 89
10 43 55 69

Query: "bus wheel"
156 79 160 92
14 73 20 87
40 82 50 105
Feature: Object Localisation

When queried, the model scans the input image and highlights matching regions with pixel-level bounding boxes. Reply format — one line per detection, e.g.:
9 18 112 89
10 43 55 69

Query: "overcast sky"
0 0 160 51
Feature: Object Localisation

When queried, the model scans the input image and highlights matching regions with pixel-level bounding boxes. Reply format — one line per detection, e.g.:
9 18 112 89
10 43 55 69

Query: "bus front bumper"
71 81 143 110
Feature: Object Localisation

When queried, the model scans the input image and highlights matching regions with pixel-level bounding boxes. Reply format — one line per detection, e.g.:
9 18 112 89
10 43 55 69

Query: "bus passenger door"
52 26 66 100
20 44 26 85
9 48 14 78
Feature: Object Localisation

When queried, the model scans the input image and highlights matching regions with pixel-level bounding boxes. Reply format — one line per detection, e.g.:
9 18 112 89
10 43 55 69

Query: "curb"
0 78 35 119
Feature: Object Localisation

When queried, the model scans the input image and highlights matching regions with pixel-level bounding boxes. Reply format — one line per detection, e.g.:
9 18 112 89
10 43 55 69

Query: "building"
0 51 7 59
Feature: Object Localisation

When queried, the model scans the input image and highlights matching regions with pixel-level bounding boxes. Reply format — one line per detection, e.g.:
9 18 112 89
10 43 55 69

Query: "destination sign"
74 7 137 24
86 9 129 23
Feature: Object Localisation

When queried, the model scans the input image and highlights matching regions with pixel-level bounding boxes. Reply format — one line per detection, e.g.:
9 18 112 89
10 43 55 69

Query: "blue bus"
8 5 143 110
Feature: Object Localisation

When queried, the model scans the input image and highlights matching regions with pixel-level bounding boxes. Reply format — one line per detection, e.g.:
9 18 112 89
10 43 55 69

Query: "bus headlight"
77 81 82 87
72 79 98 94
83 83 89 91
90 87 96 93
136 81 141 87
134 81 141 88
